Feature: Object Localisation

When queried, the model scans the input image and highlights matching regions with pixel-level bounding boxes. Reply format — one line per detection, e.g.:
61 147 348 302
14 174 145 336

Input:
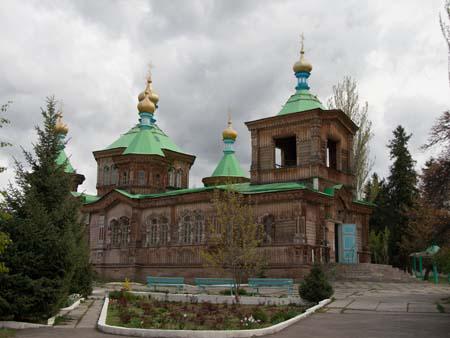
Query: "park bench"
146 276 185 292
248 278 294 295
194 278 235 293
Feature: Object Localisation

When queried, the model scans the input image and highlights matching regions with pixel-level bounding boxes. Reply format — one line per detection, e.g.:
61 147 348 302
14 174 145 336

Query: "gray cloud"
0 0 448 193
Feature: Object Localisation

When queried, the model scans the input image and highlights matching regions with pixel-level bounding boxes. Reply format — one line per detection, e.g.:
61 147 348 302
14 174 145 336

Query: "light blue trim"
295 71 310 90
139 112 155 129
223 138 235 153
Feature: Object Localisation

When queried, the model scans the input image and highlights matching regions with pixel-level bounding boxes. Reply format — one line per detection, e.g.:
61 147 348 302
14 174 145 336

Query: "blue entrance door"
340 224 357 264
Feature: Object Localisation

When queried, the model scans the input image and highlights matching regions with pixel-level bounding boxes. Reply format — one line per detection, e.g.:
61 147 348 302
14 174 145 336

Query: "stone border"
97 296 331 338
61 297 84 311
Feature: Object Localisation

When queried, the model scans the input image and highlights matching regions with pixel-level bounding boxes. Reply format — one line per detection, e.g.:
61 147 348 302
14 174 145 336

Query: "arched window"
144 215 169 246
111 165 119 185
193 211 204 244
179 212 193 244
262 215 275 244
121 171 129 185
110 219 120 246
103 166 110 185
119 216 130 245
155 174 160 187
176 169 183 188
168 168 175 187
145 217 158 246
160 216 169 245
138 170 146 186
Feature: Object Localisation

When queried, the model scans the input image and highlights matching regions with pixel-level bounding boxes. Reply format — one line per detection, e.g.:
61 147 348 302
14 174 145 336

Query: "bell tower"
245 37 358 192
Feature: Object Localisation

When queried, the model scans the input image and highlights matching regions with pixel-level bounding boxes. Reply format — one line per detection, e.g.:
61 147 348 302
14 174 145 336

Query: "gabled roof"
278 89 324 116
211 152 247 178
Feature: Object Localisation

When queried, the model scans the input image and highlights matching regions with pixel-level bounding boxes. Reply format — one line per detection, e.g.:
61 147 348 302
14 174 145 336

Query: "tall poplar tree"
0 97 91 322
328 76 373 199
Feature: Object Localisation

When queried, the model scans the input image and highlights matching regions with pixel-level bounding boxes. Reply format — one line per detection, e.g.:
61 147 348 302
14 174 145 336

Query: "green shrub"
299 264 333 303
434 247 450 274
219 288 248 296
109 290 122 300
270 311 282 324
252 307 268 323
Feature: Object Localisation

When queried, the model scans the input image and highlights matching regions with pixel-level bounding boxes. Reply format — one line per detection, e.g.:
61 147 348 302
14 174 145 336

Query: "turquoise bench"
146 276 185 292
248 278 294 295
194 278 235 293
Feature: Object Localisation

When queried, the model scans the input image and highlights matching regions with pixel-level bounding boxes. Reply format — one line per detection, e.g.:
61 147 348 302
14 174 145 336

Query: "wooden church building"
64 40 373 281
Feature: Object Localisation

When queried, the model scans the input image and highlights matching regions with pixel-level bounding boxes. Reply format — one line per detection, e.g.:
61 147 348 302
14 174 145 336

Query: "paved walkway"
14 281 450 338
270 281 450 338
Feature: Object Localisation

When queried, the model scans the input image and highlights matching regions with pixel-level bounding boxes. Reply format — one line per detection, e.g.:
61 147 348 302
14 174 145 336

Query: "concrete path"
14 281 450 338
269 281 450 338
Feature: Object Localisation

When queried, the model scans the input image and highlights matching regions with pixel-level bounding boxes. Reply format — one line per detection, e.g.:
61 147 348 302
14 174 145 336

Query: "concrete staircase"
325 263 419 283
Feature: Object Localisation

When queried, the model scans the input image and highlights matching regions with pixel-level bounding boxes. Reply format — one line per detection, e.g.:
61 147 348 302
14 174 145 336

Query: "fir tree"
385 126 418 267
0 102 12 273
299 264 333 303
0 97 92 322
363 172 380 203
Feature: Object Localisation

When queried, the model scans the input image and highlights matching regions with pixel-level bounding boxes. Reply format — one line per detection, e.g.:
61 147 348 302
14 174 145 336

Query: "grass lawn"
0 329 15 338
107 291 309 330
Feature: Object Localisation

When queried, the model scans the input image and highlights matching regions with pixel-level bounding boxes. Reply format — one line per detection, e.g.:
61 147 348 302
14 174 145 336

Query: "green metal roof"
324 184 344 196
82 181 309 205
278 89 324 116
211 152 247 178
105 124 186 156
123 128 165 156
56 149 75 173
106 125 140 149
71 191 100 203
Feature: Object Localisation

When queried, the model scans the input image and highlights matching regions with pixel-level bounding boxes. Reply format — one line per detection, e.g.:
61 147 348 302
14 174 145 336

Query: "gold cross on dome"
146 62 154 82
300 33 305 53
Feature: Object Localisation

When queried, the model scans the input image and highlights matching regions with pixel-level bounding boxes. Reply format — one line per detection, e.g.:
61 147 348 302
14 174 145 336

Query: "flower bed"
107 290 308 330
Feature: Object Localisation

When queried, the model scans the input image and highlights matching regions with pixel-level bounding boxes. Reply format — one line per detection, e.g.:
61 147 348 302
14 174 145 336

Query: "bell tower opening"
274 136 297 168
326 139 338 170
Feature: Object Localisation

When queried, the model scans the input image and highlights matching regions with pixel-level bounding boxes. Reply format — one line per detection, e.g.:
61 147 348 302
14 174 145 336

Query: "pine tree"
385 126 418 268
0 102 12 273
0 97 92 322
363 172 380 203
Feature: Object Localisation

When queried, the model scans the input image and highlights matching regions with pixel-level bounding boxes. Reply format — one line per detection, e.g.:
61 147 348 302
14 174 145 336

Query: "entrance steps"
325 263 419 283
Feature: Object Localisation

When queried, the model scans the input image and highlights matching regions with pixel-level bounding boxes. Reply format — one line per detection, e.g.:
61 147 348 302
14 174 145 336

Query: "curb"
0 321 49 329
97 296 331 338
1 297 85 328
60 297 84 312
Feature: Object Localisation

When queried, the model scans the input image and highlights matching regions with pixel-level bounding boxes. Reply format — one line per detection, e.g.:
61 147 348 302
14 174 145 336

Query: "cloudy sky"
0 0 448 194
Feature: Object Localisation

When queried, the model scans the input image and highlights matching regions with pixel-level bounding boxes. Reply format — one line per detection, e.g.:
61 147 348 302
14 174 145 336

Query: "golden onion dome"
293 51 312 73
149 90 159 105
148 82 159 104
137 95 156 113
55 113 69 135
293 34 312 73
222 115 238 141
138 91 146 101
137 77 157 113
